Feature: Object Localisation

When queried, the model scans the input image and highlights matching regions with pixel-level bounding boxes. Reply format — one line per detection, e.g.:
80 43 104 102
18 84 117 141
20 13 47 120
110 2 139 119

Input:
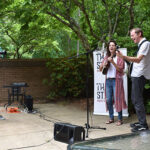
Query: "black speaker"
54 122 85 144
24 95 33 112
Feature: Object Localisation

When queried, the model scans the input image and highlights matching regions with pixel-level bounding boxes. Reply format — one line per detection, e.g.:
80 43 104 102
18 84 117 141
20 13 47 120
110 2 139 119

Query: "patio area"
0 102 149 150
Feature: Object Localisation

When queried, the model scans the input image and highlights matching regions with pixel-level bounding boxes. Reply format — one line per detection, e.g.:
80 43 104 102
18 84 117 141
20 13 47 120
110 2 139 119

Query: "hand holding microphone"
116 49 124 59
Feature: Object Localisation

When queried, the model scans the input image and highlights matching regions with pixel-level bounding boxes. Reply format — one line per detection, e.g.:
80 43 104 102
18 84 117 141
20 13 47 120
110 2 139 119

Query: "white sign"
93 49 129 116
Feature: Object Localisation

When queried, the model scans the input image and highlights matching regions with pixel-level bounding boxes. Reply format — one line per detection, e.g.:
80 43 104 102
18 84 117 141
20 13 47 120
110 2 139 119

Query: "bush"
43 56 93 99
144 81 150 114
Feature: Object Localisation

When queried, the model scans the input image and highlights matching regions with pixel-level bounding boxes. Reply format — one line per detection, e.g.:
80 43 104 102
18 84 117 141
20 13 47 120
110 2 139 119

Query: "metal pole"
86 53 89 138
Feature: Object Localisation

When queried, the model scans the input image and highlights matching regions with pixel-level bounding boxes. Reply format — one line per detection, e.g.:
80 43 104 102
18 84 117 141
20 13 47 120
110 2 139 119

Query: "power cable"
7 124 66 150
7 139 52 150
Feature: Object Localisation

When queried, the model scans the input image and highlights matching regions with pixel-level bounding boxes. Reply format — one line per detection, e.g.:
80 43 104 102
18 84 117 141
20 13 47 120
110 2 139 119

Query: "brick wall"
0 59 50 102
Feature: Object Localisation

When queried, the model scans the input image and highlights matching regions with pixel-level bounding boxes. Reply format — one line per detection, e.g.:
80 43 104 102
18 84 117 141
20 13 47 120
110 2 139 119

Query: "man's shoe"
130 122 140 128
0 115 5 120
28 110 37 114
131 125 149 132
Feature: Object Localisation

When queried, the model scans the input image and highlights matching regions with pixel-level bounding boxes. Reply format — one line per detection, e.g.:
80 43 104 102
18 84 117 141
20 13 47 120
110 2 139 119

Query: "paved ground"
0 102 149 150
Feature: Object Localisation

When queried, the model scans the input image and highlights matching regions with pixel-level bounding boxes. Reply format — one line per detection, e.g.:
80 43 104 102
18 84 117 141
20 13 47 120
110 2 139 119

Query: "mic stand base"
85 123 106 138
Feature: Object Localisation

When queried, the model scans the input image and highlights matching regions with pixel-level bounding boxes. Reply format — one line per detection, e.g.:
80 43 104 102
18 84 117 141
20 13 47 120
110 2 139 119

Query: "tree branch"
47 10 90 50
5 30 17 45
127 0 134 35
101 0 112 38
112 4 122 34
73 0 100 40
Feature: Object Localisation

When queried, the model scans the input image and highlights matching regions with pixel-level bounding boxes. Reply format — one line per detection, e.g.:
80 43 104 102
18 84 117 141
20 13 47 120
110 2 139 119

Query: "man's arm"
116 51 144 63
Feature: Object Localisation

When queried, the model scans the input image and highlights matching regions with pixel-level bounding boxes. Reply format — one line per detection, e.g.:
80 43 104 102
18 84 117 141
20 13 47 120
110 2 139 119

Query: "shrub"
44 56 93 99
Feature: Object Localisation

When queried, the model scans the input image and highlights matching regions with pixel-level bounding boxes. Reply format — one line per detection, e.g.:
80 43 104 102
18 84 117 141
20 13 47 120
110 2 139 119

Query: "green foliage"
144 80 150 114
145 83 150 89
1 0 150 59
146 101 150 114
0 0 83 59
44 56 92 98
115 36 137 56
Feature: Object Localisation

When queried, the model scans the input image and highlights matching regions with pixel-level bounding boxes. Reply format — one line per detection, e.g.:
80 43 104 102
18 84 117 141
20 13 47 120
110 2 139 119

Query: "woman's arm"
108 57 122 72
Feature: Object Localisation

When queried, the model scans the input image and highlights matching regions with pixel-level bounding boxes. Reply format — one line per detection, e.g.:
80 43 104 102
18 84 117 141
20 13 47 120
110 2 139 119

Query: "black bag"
24 95 33 112
124 60 133 77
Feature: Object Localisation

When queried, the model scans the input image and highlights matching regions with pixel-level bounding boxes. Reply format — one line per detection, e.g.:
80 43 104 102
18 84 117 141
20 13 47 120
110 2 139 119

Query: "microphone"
116 45 120 50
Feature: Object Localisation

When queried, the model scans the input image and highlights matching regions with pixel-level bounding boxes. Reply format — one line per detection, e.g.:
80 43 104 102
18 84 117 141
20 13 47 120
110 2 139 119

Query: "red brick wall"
0 59 50 102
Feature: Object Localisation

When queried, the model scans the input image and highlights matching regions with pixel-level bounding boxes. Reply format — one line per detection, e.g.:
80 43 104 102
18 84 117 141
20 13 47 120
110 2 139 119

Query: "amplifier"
54 122 85 144
24 95 33 112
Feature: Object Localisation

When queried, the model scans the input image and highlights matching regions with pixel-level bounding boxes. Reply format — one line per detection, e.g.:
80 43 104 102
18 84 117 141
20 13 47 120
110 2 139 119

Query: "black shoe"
131 125 149 132
28 110 37 114
0 115 5 120
130 122 140 128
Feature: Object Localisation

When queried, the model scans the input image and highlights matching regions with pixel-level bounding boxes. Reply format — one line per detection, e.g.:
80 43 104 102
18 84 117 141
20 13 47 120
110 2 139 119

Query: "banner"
93 48 129 116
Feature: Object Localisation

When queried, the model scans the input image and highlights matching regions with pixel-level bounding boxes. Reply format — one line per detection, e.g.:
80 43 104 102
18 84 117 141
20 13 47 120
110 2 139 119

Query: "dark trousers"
131 76 147 126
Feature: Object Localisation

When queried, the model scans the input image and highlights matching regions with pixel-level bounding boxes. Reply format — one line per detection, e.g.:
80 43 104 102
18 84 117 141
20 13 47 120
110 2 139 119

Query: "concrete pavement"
0 103 149 150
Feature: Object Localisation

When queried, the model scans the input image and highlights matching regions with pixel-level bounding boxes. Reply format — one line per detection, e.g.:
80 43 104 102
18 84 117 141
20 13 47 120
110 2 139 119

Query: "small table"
3 82 29 110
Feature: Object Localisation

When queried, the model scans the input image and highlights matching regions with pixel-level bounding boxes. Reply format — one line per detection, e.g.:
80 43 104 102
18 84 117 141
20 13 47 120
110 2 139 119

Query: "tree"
31 0 138 49
0 0 80 58
1 0 150 59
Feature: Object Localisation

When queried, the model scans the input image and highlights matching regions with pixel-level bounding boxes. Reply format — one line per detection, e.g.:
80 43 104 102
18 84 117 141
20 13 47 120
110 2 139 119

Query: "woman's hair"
106 40 117 57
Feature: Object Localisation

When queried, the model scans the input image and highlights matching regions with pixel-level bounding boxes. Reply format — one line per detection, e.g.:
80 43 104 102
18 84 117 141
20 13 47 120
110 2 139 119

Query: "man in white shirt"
116 28 150 132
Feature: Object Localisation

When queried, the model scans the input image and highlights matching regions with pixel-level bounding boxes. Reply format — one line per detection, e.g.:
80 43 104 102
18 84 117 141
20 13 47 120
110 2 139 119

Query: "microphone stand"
69 49 106 138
